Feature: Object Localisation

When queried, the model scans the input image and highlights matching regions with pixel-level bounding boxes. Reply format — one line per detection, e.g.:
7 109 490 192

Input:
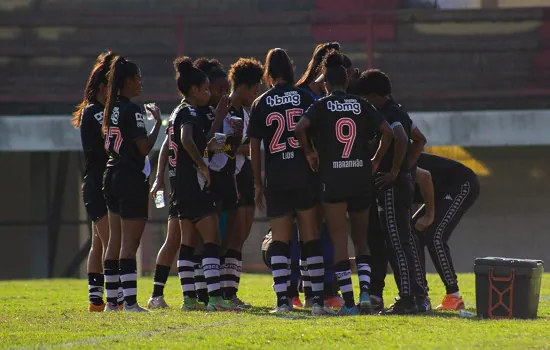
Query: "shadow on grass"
244 306 312 319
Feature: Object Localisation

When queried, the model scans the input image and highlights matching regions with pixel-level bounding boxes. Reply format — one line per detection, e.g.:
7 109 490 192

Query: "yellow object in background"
425 146 490 177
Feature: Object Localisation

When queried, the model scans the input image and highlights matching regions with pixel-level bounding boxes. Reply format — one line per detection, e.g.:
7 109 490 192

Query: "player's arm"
236 142 250 156
134 104 162 156
408 122 427 169
206 95 230 140
413 167 435 231
181 123 210 185
247 100 266 210
150 135 169 197
371 121 393 174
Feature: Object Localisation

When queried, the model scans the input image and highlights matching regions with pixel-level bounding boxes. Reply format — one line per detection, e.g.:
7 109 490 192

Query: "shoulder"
81 102 104 123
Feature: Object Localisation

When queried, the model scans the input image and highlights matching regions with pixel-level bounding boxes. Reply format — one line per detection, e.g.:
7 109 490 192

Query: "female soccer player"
295 50 393 315
102 55 162 312
73 51 115 312
218 58 263 307
170 57 239 312
248 48 331 315
296 42 340 99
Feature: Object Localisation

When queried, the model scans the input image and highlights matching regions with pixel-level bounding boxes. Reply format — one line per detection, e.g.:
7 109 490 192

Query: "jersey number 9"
336 117 357 159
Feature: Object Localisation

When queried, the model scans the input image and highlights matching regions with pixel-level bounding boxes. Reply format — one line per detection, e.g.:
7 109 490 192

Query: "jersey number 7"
104 127 123 154
336 117 356 159
266 108 302 153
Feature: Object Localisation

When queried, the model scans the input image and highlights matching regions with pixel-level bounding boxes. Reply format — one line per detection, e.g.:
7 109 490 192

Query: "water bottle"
458 309 475 318
154 190 165 209
144 102 157 120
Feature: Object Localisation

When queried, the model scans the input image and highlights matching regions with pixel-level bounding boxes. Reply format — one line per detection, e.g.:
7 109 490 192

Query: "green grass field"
2 273 549 349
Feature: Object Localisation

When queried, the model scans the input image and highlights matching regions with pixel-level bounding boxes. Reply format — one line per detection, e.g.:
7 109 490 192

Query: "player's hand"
214 94 231 120
254 186 265 211
415 214 434 231
150 177 165 199
375 171 398 189
207 137 223 151
145 104 162 121
306 151 319 172
199 163 211 187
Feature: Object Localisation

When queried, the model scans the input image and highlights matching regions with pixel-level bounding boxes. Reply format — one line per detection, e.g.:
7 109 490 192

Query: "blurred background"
0 0 549 279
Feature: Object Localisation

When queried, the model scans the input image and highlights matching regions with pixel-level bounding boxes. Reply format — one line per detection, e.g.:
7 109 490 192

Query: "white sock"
452 292 461 298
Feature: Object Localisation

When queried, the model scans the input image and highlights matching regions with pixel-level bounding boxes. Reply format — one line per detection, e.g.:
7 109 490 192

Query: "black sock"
202 243 222 298
104 260 119 306
177 244 196 299
152 264 171 298
305 240 324 306
355 255 371 294
335 260 355 308
223 249 241 299
88 273 104 305
270 241 290 307
193 255 209 304
120 259 138 306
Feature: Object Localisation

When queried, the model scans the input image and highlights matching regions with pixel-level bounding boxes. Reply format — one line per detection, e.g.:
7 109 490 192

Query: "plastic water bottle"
144 102 157 120
154 190 165 209
459 309 475 318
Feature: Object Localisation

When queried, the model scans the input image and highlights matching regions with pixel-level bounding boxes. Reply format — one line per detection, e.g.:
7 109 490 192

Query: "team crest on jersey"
111 107 120 124
135 112 145 128
187 106 197 117
266 91 301 107
327 100 361 115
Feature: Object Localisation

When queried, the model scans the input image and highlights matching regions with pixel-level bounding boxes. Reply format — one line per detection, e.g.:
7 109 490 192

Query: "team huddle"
75 42 480 315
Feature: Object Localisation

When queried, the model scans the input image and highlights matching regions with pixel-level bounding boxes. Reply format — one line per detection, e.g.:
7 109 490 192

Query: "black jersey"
413 153 477 202
80 101 108 176
208 106 243 174
304 91 384 197
105 96 147 171
377 99 413 173
247 83 315 189
172 101 210 196
197 105 216 136
166 100 184 200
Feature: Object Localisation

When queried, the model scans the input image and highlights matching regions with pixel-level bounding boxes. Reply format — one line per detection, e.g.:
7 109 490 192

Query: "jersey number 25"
266 108 302 153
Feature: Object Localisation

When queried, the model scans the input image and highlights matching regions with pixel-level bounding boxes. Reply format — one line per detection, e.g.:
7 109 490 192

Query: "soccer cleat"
416 296 432 313
181 297 206 311
89 303 105 312
147 296 169 309
370 295 384 313
206 297 241 312
436 294 465 310
312 303 336 316
231 296 252 309
269 304 291 314
380 297 418 315
123 303 150 312
324 295 345 309
358 292 372 315
336 305 360 316
291 296 303 308
304 298 315 308
103 302 120 312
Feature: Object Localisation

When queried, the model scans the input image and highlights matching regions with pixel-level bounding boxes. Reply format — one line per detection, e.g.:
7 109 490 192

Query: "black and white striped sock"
335 260 355 308
223 249 241 299
299 241 313 300
305 240 324 306
202 243 222 298
177 245 196 299
104 259 119 306
193 255 209 304
152 264 171 298
270 241 290 307
355 255 371 294
119 259 138 306
88 273 104 305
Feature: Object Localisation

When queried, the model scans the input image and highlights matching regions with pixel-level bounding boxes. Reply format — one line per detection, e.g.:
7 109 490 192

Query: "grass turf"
1 273 549 349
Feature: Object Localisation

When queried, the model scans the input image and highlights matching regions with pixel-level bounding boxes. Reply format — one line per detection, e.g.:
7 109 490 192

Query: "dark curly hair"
228 58 264 90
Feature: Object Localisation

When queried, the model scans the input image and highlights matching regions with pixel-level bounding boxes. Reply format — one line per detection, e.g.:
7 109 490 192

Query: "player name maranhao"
333 159 364 169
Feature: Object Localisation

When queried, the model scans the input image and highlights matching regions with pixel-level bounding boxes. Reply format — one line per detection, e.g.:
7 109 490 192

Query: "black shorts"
236 160 254 207
264 186 318 219
210 170 238 212
323 194 372 213
176 180 218 223
168 199 179 221
82 173 108 222
103 167 149 220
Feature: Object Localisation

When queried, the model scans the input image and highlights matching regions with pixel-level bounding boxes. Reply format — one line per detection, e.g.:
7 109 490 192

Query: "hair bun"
323 50 344 69
174 57 194 74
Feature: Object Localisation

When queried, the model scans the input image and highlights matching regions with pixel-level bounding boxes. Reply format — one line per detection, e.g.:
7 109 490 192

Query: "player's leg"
367 202 388 312
148 208 181 309
428 180 479 310
347 196 372 314
178 218 203 311
411 205 431 312
322 200 359 316
118 170 150 312
193 237 209 305
288 229 303 307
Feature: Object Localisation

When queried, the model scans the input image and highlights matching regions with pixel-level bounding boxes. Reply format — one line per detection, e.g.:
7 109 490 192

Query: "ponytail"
72 51 115 128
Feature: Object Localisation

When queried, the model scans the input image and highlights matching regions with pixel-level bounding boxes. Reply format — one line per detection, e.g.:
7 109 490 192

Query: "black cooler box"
474 257 543 319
